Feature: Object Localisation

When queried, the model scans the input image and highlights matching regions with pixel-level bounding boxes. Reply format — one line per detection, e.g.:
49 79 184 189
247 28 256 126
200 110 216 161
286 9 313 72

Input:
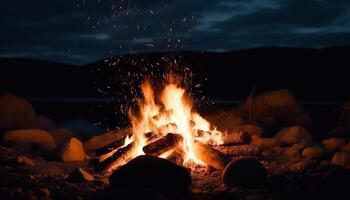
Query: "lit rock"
83 129 130 152
342 143 350 153
275 126 312 146
37 115 55 130
331 152 350 167
0 94 37 129
2 129 56 150
58 138 85 162
222 158 267 188
322 138 346 152
50 128 79 145
16 155 36 166
284 147 300 158
110 155 191 194
302 146 324 159
67 167 94 182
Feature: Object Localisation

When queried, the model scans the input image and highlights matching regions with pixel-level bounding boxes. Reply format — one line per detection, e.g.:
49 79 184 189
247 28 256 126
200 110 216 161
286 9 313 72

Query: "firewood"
143 133 183 156
95 136 127 156
96 142 135 174
193 141 231 170
214 144 261 157
220 132 251 145
166 147 185 165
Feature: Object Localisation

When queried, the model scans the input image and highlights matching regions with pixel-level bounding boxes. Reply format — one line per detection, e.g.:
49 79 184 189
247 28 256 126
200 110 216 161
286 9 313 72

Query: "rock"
284 147 300 158
84 129 130 152
50 128 79 145
102 187 164 200
40 188 50 199
238 90 311 133
322 166 350 199
252 136 280 148
67 167 94 182
302 146 324 159
322 138 346 152
275 126 312 146
342 143 350 153
208 110 244 132
57 138 85 162
331 152 350 167
109 155 191 194
233 124 263 137
0 94 37 130
288 160 312 171
292 143 306 151
16 155 35 166
37 116 55 130
222 158 267 188
2 129 56 150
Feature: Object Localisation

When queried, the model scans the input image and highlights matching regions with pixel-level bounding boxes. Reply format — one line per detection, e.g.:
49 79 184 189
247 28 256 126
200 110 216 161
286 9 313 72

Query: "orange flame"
127 77 223 166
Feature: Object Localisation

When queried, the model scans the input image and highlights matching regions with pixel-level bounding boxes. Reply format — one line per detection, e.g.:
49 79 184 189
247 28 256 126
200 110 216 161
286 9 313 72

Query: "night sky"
1 0 350 65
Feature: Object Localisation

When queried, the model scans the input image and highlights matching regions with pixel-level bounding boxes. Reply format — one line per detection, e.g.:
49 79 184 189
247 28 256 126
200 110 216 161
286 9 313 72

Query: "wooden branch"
143 133 183 156
167 147 185 165
96 142 135 174
95 135 127 156
214 144 261 157
193 140 231 170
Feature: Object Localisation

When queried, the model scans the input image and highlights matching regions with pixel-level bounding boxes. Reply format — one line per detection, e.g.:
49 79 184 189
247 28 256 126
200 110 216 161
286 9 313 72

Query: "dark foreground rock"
222 158 267 188
109 155 191 194
322 166 350 200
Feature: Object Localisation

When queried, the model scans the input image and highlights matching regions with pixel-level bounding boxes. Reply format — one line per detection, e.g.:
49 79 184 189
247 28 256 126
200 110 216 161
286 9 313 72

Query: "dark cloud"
0 0 349 64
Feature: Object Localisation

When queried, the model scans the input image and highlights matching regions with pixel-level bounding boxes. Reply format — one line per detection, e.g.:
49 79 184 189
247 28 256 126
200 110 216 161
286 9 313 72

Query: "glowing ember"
124 76 223 166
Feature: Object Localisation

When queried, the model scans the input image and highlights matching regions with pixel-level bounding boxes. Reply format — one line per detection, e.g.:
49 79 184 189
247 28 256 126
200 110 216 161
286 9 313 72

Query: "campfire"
95 75 256 175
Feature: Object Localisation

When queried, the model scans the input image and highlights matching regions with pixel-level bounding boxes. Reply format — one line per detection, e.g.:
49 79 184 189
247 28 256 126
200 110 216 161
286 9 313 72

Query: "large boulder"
0 94 37 130
237 90 311 134
50 128 79 145
222 158 267 188
84 129 130 152
109 155 191 194
57 138 85 162
252 136 280 148
322 138 346 152
275 126 312 146
2 129 55 150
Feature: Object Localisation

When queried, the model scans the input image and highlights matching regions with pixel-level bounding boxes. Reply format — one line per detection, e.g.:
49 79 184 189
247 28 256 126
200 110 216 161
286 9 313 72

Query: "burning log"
167 147 185 165
214 144 262 157
95 136 127 156
96 142 136 174
220 132 251 145
193 141 231 170
143 133 183 156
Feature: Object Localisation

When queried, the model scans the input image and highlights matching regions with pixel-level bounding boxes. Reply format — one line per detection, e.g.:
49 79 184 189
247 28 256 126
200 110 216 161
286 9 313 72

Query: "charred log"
95 136 127 156
96 142 135 174
214 144 261 157
143 133 183 156
167 147 185 165
193 141 231 170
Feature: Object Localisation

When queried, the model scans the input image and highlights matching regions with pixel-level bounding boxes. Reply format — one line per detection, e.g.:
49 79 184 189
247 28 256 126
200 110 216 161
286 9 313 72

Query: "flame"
126 77 223 167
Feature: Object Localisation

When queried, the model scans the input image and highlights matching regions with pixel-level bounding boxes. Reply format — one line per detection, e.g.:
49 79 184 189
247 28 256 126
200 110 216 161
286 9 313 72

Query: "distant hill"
0 47 348 102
